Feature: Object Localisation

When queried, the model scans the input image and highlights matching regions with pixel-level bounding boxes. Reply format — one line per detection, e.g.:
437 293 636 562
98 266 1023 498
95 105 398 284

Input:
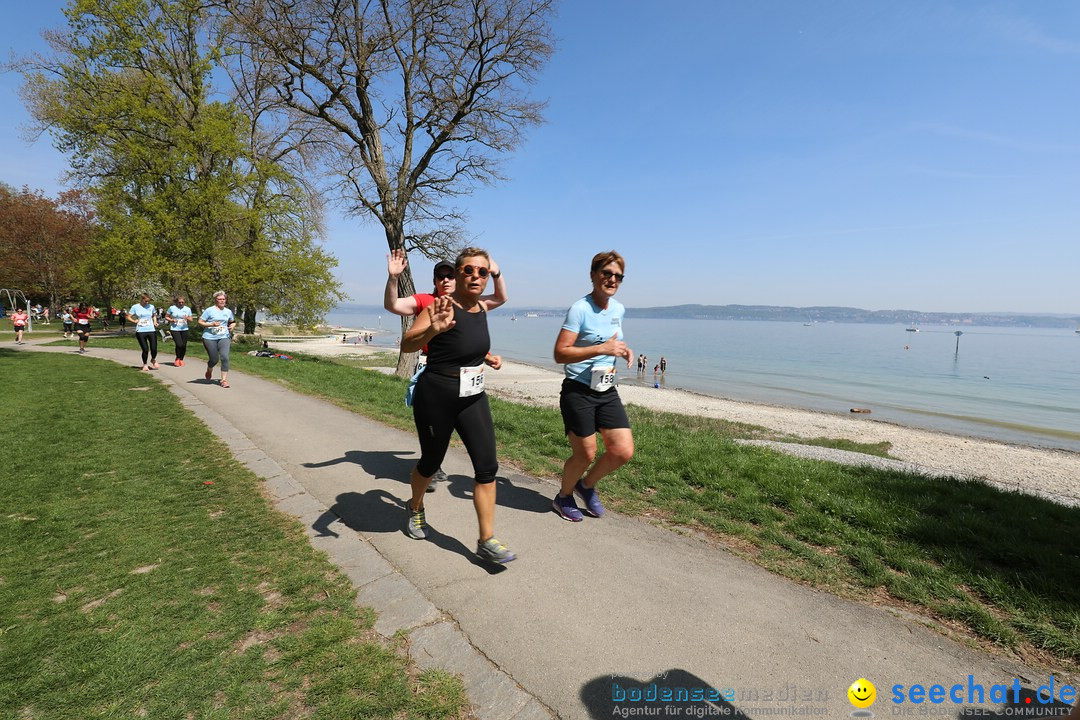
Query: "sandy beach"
272 332 1080 507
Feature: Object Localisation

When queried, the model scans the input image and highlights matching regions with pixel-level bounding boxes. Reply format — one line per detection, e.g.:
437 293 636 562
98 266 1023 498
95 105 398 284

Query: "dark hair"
590 250 625 275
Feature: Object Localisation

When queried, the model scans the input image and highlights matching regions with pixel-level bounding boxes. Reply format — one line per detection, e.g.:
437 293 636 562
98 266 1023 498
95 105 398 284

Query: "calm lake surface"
326 307 1080 452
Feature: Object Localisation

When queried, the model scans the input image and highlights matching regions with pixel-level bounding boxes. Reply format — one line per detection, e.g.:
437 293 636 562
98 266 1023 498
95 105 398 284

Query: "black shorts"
559 378 630 437
13 325 25 331
63 323 73 331
76 325 91 337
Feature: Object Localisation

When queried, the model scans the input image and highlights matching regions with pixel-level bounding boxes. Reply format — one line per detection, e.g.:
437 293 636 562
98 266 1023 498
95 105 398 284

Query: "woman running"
11 307 28 344
61 307 74 338
127 294 160 371
199 291 235 388
400 247 514 564
551 250 635 522
385 248 507 491
73 303 93 353
165 296 193 366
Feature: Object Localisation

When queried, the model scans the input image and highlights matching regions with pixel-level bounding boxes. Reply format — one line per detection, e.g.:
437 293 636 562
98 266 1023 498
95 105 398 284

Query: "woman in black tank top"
400 247 516 564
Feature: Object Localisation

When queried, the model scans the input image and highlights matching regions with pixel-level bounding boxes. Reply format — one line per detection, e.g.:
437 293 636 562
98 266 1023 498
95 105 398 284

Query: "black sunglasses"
434 271 454 281
600 269 625 283
462 265 489 278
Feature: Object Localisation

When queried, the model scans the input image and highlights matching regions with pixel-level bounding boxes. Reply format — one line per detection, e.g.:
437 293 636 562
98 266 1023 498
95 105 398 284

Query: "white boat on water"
525 312 539 318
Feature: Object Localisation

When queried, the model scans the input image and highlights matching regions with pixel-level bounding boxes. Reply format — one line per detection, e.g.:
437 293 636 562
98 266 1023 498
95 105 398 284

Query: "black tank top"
425 303 490 376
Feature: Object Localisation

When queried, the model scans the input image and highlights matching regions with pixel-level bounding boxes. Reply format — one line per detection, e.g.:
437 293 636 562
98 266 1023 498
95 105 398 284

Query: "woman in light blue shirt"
127 294 159 371
199 290 236 388
551 251 635 522
165 296 193 366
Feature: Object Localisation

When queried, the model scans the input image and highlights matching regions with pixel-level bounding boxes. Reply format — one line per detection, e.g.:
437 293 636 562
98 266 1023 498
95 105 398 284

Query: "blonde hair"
455 247 491 269
213 290 227 300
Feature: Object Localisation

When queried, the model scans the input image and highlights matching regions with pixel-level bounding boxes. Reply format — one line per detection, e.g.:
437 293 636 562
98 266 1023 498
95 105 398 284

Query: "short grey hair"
213 290 227 300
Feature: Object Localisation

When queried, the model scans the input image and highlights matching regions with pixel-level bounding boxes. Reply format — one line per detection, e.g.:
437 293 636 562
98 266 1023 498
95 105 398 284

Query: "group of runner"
384 248 635 565
44 292 237 387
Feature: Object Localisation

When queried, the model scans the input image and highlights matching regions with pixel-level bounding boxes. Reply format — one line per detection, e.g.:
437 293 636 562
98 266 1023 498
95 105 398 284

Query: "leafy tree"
15 0 342 327
221 0 555 372
0 185 91 311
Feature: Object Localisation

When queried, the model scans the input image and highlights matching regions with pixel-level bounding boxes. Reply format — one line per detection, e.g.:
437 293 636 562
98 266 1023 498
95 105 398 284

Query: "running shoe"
427 467 448 493
405 504 429 539
575 479 605 518
151 362 160 369
476 537 516 564
140 366 150 372
552 493 584 522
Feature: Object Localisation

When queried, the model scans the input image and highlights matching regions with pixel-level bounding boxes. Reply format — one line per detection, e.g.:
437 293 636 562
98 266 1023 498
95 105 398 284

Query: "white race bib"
590 365 616 392
212 323 227 336
137 317 152 328
459 364 486 397
78 319 89 325
175 317 188 328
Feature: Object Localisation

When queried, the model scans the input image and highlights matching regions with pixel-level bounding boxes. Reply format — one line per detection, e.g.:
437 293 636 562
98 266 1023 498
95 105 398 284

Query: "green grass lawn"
0 350 465 719
40 335 1080 670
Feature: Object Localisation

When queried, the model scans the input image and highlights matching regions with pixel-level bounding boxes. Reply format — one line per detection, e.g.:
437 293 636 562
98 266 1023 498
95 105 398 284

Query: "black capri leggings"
412 371 498 483
136 331 158 364
170 329 189 360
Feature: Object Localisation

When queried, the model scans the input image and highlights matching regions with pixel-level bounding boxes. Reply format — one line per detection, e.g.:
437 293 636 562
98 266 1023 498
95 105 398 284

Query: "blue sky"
3 1 1080 313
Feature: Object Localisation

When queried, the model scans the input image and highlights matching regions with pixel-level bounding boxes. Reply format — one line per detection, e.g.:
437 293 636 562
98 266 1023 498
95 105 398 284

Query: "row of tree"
8 0 554 370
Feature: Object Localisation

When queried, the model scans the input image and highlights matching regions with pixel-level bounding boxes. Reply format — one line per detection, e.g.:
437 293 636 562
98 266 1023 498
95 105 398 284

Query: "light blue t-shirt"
129 303 156 333
561 295 625 387
166 305 192 331
200 306 234 340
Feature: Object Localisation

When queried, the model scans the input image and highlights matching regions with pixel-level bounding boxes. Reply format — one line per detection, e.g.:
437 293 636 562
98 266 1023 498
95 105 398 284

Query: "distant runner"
128 294 160 371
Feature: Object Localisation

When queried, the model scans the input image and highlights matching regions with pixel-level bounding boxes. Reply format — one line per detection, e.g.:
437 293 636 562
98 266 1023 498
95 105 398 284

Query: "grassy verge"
42 336 1080 669
0 350 466 719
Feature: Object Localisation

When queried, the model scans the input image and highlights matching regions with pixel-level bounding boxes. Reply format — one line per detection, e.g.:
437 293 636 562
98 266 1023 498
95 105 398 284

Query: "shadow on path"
581 670 751 720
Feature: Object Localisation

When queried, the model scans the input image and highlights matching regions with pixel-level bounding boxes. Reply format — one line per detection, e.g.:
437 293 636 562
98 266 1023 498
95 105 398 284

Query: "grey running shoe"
426 467 448 493
405 504 429 539
476 537 516 564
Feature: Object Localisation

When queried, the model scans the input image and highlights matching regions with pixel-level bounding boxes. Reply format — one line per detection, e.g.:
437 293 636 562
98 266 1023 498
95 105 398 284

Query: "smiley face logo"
848 678 876 708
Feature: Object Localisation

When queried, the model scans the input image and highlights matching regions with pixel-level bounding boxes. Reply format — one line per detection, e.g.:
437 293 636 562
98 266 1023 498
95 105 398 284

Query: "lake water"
326 307 1080 452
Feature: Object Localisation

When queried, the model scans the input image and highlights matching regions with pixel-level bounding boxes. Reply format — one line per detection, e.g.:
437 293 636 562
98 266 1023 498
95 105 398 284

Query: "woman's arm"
553 329 633 367
479 258 507 311
384 250 421 316
402 297 454 353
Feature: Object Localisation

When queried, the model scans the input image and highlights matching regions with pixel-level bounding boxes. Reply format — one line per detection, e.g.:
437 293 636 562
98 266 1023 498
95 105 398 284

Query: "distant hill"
332 301 1079 328
623 304 1080 328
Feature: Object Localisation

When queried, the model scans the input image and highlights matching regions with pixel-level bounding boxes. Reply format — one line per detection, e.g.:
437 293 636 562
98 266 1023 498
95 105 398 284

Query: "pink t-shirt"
11 311 28 327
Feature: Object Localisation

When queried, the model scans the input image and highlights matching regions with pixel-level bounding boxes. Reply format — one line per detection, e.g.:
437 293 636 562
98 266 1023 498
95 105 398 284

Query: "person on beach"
199 291 236 388
400 247 515 564
551 250 635 522
61 307 73 338
165 296 193 367
127 294 160 371
73 303 92 353
11 308 28 344
660 356 667 375
385 247 507 490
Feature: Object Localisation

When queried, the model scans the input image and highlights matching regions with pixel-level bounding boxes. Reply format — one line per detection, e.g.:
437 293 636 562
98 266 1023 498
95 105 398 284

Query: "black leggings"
412 372 498 483
170 330 189 360
136 331 158 364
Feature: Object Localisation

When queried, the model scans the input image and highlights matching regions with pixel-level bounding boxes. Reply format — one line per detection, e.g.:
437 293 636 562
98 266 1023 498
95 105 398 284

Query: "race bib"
211 323 227 336
137 317 152 328
175 317 188 328
459 364 485 397
590 365 616 392
78 319 89 325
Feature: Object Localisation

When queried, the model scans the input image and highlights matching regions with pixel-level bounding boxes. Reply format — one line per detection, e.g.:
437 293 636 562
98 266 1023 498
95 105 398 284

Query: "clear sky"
4 1 1080 314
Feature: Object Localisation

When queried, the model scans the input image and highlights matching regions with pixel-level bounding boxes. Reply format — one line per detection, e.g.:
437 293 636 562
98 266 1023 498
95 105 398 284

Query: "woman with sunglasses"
165 296 193 366
384 247 507 489
400 247 515 564
551 251 635 522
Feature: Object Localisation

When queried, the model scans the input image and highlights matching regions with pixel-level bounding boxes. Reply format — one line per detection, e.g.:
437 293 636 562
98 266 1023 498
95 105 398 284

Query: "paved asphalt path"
10 339 1072 720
